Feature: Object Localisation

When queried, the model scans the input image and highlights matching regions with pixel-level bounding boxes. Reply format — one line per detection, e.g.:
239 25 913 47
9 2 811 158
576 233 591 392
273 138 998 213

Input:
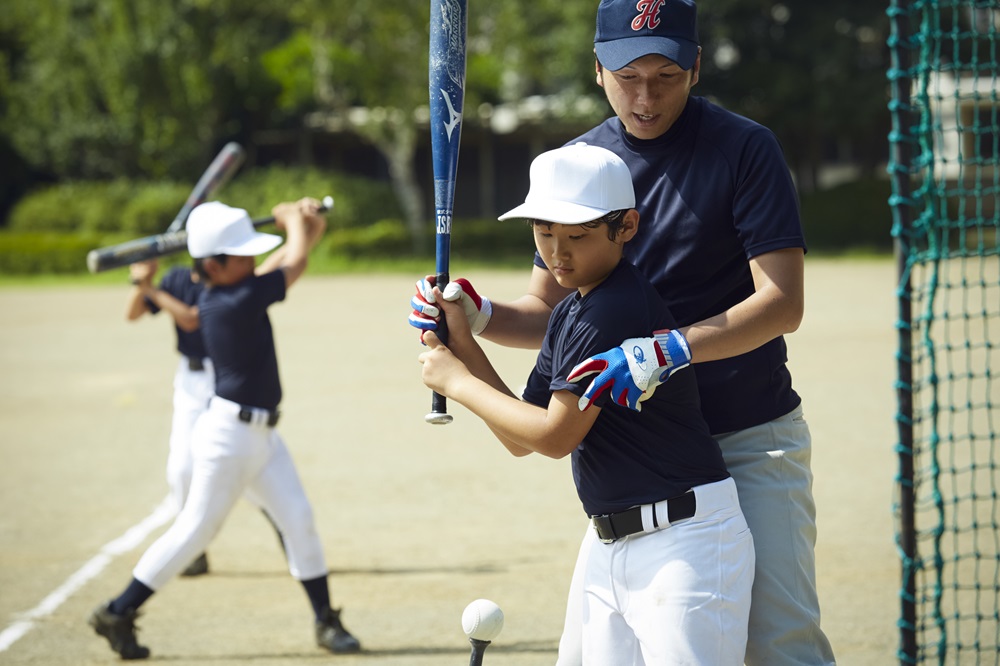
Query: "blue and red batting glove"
566 329 692 412
409 276 493 342
409 276 440 336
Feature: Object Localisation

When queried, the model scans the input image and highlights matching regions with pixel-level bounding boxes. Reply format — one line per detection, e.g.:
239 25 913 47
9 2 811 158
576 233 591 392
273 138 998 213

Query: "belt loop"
655 500 670 528
640 503 656 532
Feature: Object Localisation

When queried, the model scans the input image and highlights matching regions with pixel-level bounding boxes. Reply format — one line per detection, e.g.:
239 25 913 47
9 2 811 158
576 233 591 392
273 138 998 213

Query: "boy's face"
204 254 256 286
532 212 638 296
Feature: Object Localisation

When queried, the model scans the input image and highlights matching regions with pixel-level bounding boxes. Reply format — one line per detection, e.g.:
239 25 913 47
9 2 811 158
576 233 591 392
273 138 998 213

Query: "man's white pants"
580 477 754 665
134 398 328 589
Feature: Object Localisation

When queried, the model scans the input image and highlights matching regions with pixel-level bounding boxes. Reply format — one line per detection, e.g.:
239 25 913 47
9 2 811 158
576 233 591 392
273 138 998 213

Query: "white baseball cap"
186 201 283 259
498 143 635 224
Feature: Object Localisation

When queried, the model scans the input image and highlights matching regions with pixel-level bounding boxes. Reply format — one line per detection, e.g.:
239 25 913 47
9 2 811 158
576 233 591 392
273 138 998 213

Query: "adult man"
410 0 835 663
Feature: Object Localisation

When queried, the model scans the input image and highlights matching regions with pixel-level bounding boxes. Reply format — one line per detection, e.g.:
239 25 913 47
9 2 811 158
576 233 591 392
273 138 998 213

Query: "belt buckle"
592 515 616 544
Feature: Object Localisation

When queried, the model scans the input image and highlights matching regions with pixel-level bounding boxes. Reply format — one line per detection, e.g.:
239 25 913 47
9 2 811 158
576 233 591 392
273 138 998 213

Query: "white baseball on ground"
462 598 504 641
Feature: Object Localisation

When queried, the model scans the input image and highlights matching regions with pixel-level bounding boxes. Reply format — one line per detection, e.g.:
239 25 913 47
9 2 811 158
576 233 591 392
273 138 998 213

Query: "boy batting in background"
125 259 215 576
89 198 360 659
419 143 754 664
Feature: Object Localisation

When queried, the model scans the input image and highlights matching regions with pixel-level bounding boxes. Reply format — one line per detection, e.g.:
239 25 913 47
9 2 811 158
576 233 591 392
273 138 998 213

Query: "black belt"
238 407 280 427
592 491 696 543
187 357 205 371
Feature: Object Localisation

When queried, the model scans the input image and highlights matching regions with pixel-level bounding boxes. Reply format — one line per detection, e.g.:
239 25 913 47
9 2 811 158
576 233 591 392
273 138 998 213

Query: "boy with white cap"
88 198 361 659
419 143 754 664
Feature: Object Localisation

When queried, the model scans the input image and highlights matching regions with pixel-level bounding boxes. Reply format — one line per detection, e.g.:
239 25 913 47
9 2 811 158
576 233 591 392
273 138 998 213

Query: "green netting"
889 1 1000 664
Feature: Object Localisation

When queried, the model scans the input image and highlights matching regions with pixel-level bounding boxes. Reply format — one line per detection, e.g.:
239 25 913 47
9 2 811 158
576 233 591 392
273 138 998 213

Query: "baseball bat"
425 0 468 425
165 142 246 233
86 196 334 273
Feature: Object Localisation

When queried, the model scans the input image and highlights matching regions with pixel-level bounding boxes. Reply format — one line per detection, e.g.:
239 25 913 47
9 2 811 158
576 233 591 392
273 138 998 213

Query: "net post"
887 0 917 662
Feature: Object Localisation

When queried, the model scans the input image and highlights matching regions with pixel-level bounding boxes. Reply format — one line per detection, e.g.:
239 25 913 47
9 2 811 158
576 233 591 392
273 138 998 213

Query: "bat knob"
321 195 334 211
425 412 454 425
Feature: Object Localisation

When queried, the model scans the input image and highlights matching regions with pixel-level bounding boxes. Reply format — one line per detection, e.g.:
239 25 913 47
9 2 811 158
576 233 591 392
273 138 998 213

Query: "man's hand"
409 276 492 339
566 330 692 412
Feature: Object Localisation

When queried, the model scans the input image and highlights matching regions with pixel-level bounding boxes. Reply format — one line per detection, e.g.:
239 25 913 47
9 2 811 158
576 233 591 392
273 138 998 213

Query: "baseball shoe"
181 552 209 577
315 607 361 654
88 602 150 660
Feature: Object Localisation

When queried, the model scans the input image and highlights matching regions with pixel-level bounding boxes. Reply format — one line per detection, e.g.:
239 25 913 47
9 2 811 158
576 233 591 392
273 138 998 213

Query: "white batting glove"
567 329 691 412
441 279 493 335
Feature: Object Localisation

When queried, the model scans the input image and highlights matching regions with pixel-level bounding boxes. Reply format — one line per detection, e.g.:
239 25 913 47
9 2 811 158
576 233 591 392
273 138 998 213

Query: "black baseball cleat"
181 552 209 577
88 602 150 660
315 607 361 654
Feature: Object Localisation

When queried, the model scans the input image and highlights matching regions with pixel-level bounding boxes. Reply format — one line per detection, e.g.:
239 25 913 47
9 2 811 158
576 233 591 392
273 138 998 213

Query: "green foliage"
220 165 403 229
799 178 893 253
328 219 414 259
0 232 101 274
326 217 536 263
8 181 136 234
120 182 193 235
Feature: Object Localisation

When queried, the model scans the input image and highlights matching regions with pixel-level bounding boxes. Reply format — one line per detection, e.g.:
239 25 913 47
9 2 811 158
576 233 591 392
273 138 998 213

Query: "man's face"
596 52 700 140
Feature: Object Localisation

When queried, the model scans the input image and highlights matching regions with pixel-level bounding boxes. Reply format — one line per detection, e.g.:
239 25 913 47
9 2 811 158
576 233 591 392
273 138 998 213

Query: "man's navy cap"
595 0 699 72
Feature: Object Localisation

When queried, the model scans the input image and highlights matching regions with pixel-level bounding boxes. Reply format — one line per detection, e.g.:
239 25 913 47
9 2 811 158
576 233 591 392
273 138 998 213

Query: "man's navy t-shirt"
552 96 805 434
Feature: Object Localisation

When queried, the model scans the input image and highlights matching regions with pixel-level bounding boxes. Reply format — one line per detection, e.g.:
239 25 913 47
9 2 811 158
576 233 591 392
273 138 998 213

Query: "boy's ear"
621 209 640 242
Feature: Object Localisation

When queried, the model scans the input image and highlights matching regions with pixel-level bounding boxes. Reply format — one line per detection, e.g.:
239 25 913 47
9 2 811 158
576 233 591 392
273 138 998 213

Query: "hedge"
0 170 896 276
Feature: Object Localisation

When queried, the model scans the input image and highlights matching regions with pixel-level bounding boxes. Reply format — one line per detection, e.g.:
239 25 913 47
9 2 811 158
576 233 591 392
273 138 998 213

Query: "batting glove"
409 276 440 332
441 279 492 335
566 329 692 412
408 276 492 336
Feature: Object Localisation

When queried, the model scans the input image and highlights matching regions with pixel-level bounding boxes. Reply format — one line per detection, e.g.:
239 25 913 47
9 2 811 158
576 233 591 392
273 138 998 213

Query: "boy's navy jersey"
545 95 805 435
198 270 286 410
146 266 207 360
521 261 728 517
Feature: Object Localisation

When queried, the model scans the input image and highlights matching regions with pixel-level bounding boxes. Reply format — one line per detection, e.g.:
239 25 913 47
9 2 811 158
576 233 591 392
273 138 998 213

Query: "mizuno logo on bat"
441 89 462 141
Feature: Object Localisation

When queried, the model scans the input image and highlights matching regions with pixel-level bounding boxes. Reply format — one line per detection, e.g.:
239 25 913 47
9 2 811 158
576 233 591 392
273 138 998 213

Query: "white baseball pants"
133 397 328 589
567 477 754 665
165 358 214 514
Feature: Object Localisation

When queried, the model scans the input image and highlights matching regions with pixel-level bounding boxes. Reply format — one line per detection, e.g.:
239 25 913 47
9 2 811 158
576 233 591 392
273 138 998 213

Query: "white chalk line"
0 496 175 653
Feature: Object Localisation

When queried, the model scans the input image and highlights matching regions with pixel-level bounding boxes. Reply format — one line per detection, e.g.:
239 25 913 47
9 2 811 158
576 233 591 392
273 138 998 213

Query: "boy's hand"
409 276 492 337
129 260 158 284
430 287 476 349
418 330 471 395
298 197 328 234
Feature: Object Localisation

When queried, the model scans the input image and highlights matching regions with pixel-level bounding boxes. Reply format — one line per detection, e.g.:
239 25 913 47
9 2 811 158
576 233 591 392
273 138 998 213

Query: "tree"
1 0 289 180
697 0 891 192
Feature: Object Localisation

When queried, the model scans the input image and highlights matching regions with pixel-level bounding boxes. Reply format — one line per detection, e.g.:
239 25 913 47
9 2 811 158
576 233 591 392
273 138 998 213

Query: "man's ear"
620 209 640 242
595 55 604 88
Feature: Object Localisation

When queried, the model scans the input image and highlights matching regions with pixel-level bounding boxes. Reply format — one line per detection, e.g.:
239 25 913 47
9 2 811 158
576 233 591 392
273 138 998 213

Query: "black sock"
300 575 331 620
109 578 154 615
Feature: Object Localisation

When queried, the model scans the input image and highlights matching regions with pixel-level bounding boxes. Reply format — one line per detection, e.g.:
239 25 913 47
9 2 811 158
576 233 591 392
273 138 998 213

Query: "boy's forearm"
447 374 571 459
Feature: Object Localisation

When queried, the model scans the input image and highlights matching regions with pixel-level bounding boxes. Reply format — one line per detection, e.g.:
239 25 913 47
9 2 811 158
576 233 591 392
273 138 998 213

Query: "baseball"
462 598 504 641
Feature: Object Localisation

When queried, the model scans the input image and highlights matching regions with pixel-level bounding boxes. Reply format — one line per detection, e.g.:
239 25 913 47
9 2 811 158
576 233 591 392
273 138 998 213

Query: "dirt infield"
0 258 898 665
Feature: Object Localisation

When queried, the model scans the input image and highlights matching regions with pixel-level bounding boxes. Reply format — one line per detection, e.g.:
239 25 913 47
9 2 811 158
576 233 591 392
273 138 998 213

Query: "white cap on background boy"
186 202 283 259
